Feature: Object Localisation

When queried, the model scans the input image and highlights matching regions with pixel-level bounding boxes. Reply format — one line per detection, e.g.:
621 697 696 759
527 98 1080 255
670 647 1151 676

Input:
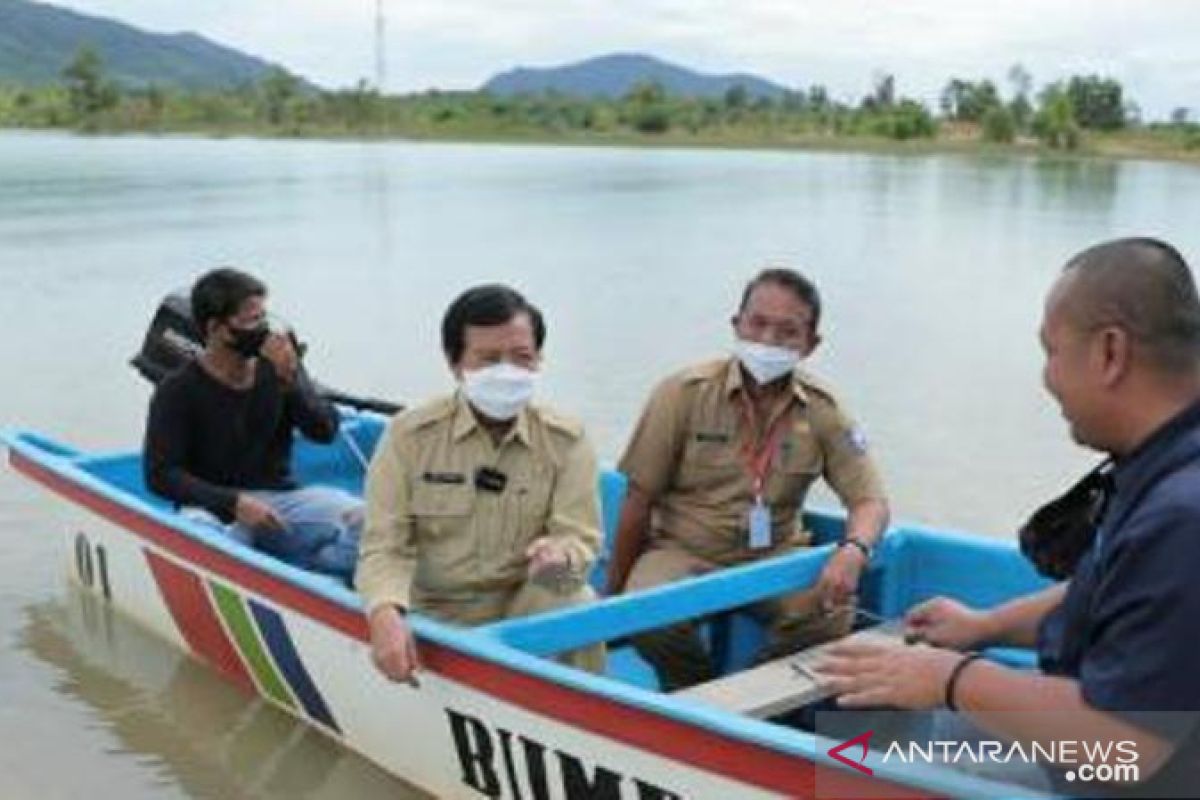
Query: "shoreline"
5 123 1200 167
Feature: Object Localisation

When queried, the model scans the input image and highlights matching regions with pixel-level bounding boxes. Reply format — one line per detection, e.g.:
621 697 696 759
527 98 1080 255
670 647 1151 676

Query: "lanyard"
737 393 792 499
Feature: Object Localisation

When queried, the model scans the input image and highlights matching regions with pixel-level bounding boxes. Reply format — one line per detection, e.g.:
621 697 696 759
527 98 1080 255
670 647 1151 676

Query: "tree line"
1 46 1197 154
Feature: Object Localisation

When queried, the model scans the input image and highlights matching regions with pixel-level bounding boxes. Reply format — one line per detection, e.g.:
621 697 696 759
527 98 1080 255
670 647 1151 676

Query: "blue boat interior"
10 409 1049 694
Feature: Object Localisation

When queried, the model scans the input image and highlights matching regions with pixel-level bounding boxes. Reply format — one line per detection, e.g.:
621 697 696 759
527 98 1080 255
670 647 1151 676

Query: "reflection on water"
932 154 1122 218
20 590 427 799
1031 157 1121 208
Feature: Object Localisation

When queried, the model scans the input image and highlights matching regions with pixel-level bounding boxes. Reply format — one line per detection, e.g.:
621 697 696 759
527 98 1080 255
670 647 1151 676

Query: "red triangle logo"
827 730 875 776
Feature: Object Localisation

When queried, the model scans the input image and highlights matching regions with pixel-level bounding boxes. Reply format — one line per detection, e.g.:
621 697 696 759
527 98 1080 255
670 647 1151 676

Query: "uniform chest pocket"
410 482 475 528
680 433 741 490
780 429 822 475
409 482 476 585
508 466 554 536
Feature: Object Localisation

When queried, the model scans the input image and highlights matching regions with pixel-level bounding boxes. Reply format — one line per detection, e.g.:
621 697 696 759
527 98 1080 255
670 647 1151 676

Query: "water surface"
3 131 1199 796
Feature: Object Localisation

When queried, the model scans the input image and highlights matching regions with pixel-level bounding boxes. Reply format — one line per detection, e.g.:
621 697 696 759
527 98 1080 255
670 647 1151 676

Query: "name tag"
422 471 466 485
749 499 772 549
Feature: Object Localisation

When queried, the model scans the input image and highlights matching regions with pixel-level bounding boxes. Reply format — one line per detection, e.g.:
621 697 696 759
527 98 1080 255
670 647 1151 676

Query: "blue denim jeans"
186 486 362 583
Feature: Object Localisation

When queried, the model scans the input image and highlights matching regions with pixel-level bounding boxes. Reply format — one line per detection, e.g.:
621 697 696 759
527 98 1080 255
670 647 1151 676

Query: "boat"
3 411 1057 800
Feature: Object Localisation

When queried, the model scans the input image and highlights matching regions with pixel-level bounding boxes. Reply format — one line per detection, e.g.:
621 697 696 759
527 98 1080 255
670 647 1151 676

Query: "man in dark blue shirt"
821 238 1200 794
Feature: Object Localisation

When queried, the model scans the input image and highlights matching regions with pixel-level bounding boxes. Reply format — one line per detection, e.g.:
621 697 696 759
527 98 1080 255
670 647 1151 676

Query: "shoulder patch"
394 395 455 432
844 426 870 455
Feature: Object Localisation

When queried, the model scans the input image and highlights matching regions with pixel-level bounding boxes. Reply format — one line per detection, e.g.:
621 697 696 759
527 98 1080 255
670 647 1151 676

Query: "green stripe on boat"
210 581 297 710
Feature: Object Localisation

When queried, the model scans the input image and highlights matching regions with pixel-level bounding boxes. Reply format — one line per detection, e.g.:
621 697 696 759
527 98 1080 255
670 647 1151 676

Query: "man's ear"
801 332 823 358
1097 326 1131 387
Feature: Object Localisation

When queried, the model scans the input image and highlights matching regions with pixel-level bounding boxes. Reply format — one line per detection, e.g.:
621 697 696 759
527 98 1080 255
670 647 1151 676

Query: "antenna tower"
374 0 387 93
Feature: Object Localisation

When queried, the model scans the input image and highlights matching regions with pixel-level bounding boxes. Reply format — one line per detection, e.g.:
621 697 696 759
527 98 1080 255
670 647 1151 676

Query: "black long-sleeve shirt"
143 359 339 522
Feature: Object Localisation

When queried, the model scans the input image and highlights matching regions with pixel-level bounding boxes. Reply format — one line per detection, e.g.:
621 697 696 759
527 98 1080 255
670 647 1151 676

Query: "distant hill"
0 0 298 89
481 53 790 100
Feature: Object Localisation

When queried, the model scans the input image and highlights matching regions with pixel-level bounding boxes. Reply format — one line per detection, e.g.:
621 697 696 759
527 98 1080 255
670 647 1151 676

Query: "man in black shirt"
144 268 362 582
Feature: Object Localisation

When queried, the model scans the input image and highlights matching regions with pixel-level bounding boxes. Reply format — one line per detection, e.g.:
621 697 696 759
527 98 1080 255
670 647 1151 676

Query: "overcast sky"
50 0 1200 119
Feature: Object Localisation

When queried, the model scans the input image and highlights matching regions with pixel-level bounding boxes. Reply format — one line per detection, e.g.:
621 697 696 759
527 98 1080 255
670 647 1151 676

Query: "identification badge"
749 498 772 549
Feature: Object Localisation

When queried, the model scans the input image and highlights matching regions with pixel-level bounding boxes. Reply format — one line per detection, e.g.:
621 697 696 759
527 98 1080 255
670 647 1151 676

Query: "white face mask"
734 339 801 385
461 363 537 421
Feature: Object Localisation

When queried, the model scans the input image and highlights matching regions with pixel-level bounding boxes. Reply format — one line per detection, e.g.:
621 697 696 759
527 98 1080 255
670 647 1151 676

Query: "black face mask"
226 323 270 359
1018 460 1114 580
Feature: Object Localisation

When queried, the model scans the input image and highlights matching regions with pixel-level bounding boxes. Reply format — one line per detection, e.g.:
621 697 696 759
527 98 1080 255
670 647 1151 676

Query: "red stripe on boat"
145 550 254 693
13 451 929 798
12 452 367 639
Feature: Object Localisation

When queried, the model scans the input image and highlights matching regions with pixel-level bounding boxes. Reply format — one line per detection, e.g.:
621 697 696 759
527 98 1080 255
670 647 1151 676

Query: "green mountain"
482 53 791 100
0 0 296 89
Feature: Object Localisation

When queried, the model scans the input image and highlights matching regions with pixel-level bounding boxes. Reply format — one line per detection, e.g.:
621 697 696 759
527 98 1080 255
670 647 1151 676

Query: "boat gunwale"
4 428 1047 799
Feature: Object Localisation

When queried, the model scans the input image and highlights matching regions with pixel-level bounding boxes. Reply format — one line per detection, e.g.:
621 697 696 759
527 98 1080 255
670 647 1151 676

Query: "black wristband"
944 652 985 712
839 537 873 561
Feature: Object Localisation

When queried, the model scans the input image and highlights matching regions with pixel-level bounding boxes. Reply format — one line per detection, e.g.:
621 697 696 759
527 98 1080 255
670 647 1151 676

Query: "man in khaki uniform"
605 268 889 690
358 284 605 682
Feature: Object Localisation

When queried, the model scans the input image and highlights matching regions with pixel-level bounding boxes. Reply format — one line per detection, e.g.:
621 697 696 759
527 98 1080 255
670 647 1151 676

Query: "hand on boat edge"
815 545 866 612
368 604 422 687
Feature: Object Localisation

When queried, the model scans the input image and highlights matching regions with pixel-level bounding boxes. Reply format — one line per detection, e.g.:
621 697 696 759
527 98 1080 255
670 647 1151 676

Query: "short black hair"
441 284 546 364
1061 237 1200 373
738 267 822 331
191 268 267 341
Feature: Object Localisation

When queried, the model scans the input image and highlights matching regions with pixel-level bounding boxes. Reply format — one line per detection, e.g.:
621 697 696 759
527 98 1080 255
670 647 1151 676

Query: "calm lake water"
3 130 1200 797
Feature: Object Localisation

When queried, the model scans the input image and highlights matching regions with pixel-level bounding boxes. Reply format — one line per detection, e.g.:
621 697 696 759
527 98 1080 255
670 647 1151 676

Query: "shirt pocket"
780 425 823 476
679 431 742 490
772 426 822 506
515 463 554 527
409 482 476 587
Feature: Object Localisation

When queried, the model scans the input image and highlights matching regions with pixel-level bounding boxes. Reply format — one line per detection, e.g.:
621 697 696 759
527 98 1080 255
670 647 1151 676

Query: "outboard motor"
131 291 203 384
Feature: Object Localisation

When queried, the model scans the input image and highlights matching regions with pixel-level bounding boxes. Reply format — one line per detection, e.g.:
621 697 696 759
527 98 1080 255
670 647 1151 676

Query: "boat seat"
676 625 1040 718
674 623 905 718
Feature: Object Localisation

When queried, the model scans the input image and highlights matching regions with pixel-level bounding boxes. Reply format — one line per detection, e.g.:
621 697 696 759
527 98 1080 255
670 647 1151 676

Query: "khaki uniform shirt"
618 357 886 565
357 393 602 616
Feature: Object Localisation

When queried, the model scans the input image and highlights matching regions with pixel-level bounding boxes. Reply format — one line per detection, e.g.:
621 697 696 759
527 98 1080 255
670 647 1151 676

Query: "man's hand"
526 537 575 589
368 605 421 685
815 544 866 611
817 639 962 710
905 597 991 650
234 494 285 532
260 332 299 385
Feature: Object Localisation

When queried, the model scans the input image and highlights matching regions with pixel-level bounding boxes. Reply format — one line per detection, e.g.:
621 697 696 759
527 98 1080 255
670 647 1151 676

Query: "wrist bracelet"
839 537 872 561
944 652 984 712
